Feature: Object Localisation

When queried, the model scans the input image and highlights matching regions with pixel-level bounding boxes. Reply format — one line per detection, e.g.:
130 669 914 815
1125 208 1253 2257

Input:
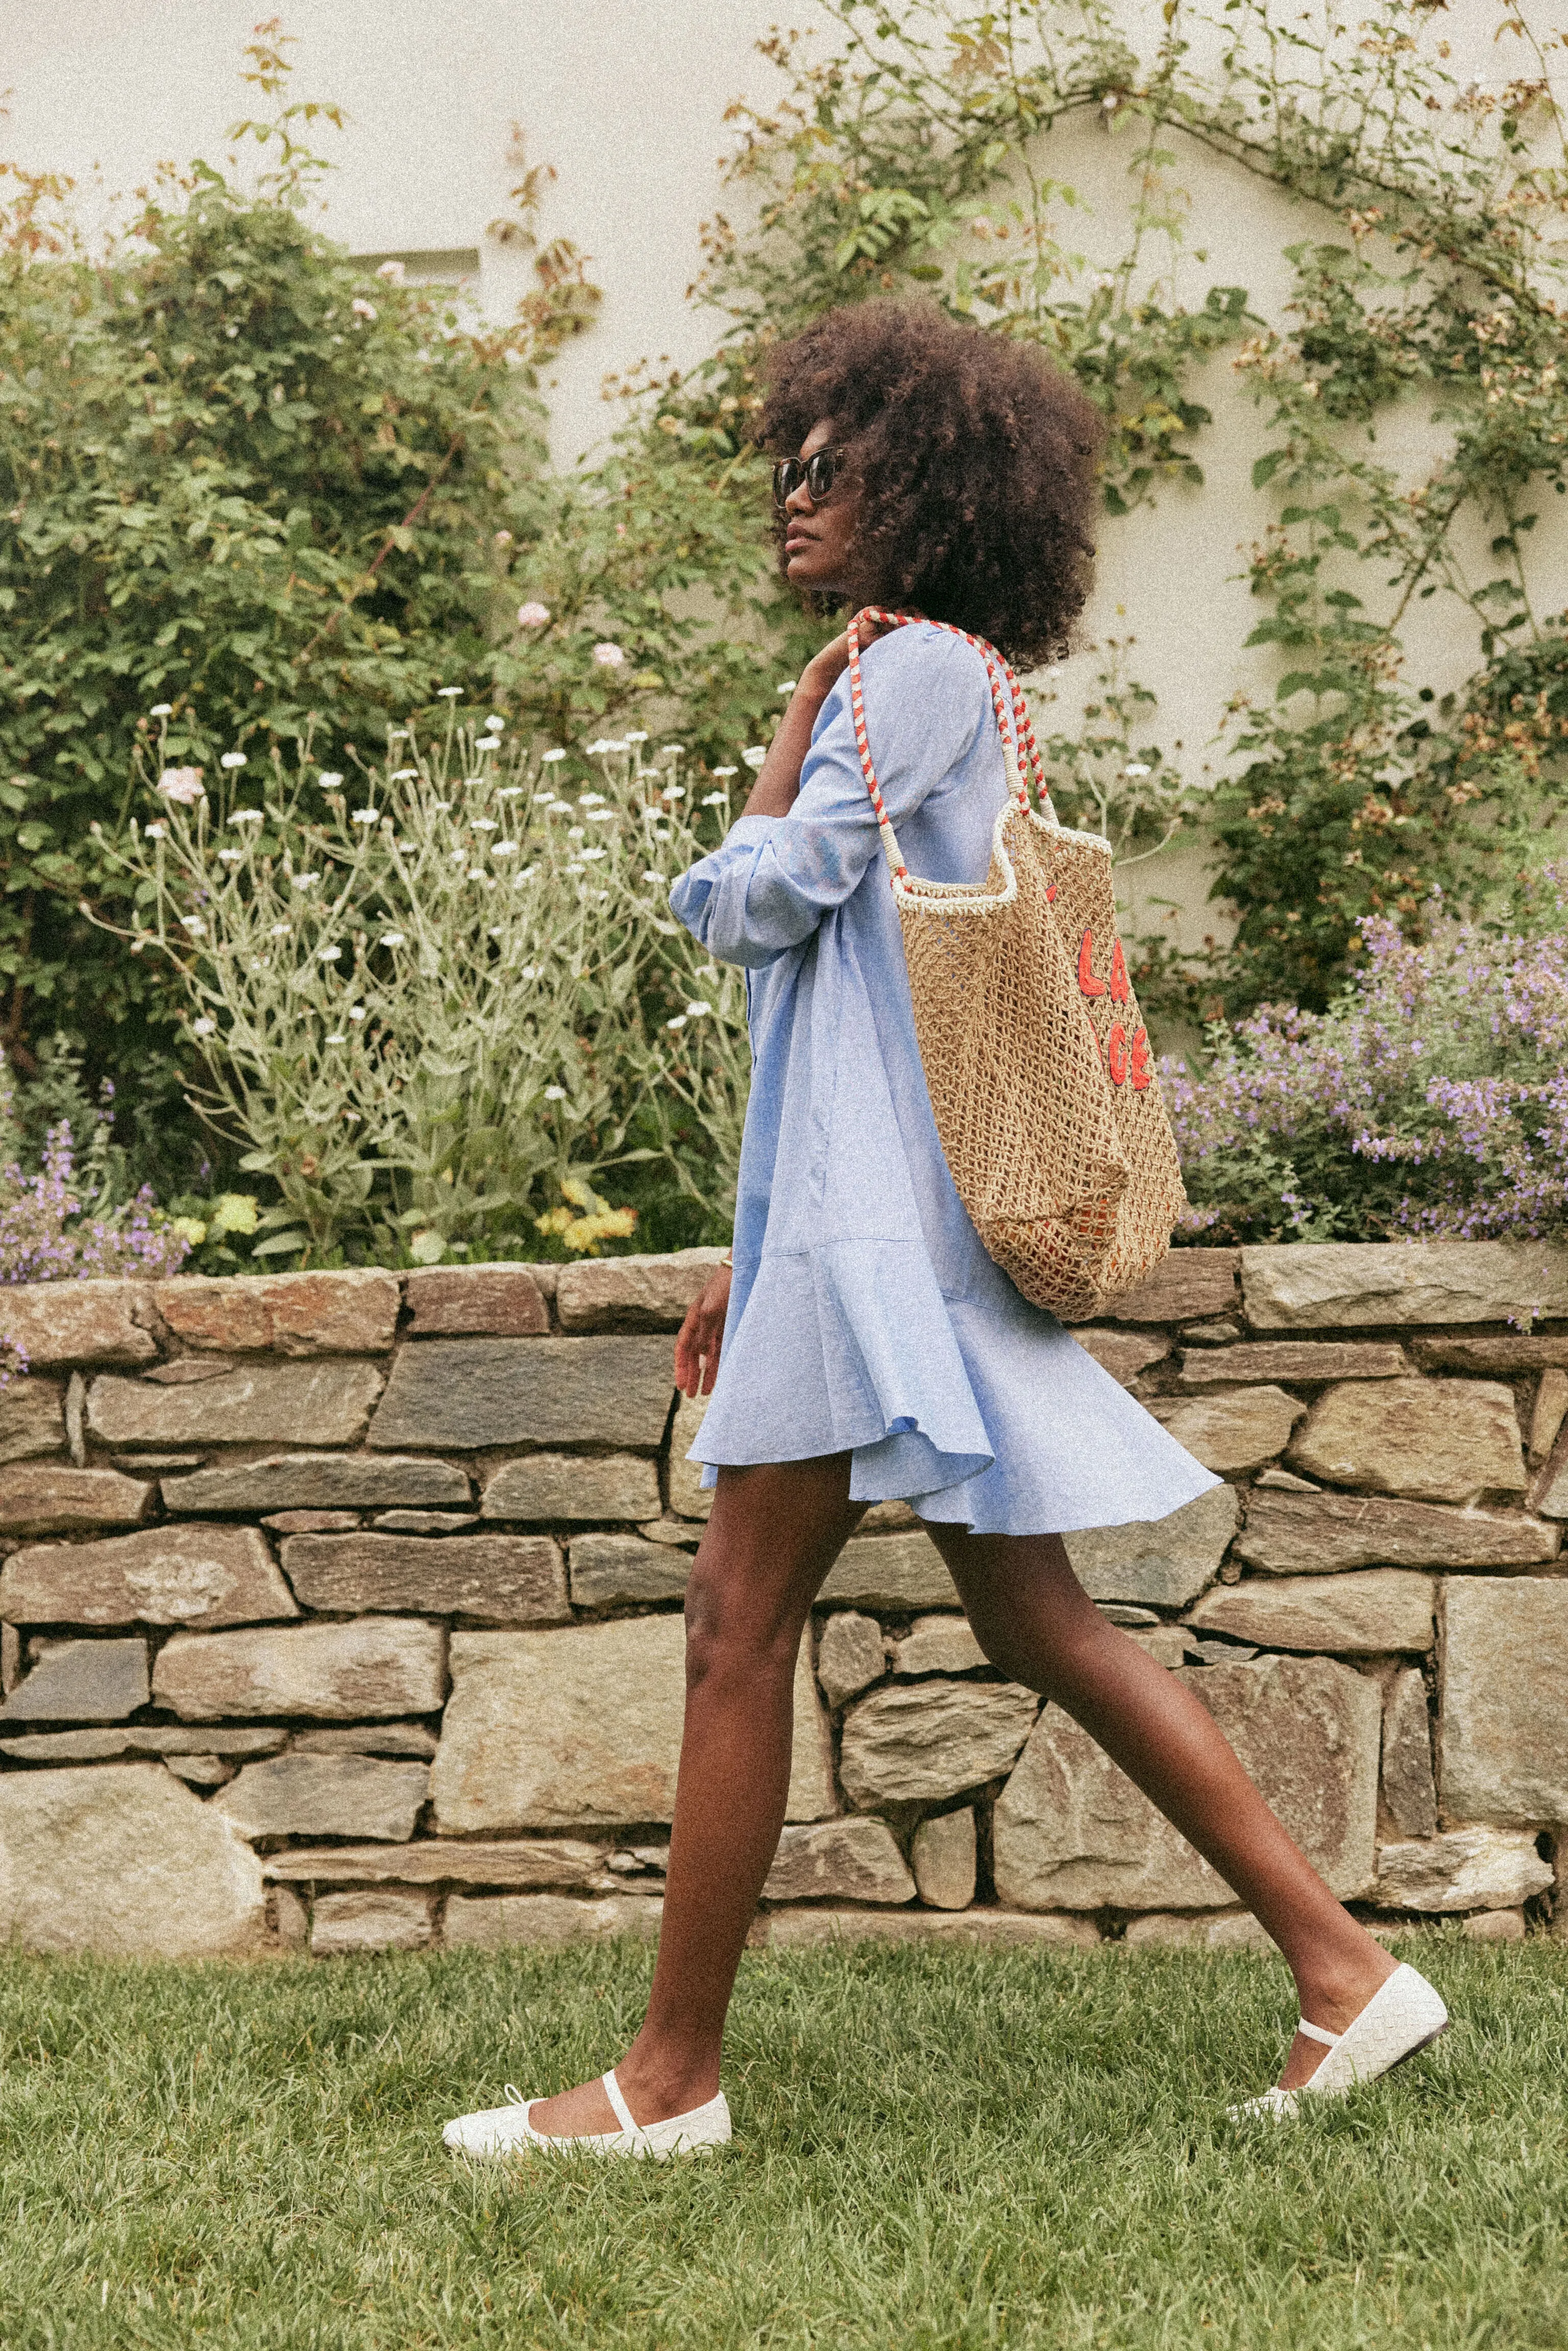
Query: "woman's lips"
784 530 814 554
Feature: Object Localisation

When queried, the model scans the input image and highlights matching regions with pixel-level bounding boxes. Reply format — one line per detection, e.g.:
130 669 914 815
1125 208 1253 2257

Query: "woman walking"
444 302 1445 2159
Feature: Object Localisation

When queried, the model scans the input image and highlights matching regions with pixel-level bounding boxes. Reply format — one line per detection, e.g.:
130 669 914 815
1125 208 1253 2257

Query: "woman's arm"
742 622 889 819
670 625 990 968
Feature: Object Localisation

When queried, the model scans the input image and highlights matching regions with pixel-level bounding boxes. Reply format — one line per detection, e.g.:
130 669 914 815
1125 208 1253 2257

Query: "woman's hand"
674 1265 732 1399
742 618 895 820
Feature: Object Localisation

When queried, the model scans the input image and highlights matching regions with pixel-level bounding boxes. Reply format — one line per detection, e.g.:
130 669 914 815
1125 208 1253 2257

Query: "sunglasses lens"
806 451 837 500
773 460 802 504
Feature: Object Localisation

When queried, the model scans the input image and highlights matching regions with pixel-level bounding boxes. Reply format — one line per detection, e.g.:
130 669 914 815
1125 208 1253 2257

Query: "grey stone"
1242 1240 1568 1330
1529 1371 1568 1467
889 1617 988 1676
1121 1911 1273 1952
0 1378 64 1465
1065 1330 1171 1385
369 1336 673 1451
444 1893 664 1947
165 1754 234 1790
311 1889 436 1955
0 1282 157 1369
1236 1489 1558 1574
0 1636 148 1724
279 1532 568 1623
1149 1387 1305 1474
1415 1336 1568 1374
0 1724 285 1764
555 1247 728 1332
1382 1668 1438 1837
154 1619 446 1722
432 1617 832 1831
265 1510 362 1535
481 1453 659 1524
167 1454 471 1514
1132 1625 1196 1669
0 1622 15 1694
667 1390 713 1521
1064 1484 1240 1609
113 1455 205 1473
404 1265 549 1337
568 1534 690 1608
214 1755 429 1842
760 1906 1100 1950
911 1808 976 1911
815 1611 886 1709
1186 1570 1435 1655
143 1360 235 1384
264 1838 620 1890
370 1510 476 1534
0 1466 154 1536
1466 1908 1526 1943
1182 1320 1243 1344
1533 1437 1568 1521
638 1515 703 1548
290 1724 438 1758
157 1270 399 1357
1177 1342 1409 1388
271 1885 310 1950
89 1360 385 1449
762 1818 915 1904
994 1658 1379 1909
65 1373 85 1465
1254 1469 1318 1492
1 1525 298 1629
1375 1828 1553 1913
861 1500 920 1531
839 1679 1037 1809
1440 1577 1568 1825
1289 1380 1526 1504
1110 1252 1240 1324
0 1761 267 1955
818 1531 960 1612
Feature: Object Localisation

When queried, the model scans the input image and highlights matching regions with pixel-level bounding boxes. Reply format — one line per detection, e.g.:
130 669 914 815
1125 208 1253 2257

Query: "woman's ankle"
617 2035 722 2116
1290 1926 1398 2026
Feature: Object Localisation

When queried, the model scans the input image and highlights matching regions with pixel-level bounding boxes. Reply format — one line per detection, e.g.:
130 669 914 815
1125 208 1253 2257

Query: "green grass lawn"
2 1935 1565 2349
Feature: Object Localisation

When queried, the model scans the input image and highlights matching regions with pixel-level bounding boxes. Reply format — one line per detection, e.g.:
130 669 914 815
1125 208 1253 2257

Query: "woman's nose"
784 477 816 516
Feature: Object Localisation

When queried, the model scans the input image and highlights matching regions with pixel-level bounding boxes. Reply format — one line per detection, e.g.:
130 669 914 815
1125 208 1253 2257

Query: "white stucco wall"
6 4 1563 951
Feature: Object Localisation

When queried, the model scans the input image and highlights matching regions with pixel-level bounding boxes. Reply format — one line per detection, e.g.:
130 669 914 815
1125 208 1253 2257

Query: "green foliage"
92 715 749 1265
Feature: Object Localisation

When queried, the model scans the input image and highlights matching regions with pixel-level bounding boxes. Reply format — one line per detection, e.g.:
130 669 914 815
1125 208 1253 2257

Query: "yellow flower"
169 1216 208 1247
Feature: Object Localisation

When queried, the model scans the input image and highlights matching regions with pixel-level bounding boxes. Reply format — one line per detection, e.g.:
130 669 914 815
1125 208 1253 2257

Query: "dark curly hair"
759 301 1105 669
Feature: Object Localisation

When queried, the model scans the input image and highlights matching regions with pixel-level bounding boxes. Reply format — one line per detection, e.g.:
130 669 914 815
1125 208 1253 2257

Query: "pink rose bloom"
517 601 551 627
156 767 206 804
592 642 626 668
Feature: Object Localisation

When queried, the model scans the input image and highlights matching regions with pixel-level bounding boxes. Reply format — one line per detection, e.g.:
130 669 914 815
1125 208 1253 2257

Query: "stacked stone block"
0 1240 1564 1958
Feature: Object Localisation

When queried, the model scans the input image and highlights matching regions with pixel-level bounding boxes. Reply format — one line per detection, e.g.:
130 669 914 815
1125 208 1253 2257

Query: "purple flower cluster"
1165 889 1568 1244
0 1122 192 1288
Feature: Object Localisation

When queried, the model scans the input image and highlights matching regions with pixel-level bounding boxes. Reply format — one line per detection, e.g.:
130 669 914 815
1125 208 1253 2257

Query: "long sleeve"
670 625 995 970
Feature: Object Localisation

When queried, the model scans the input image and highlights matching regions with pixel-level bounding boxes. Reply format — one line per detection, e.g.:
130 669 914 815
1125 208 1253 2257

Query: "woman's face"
780 417 862 597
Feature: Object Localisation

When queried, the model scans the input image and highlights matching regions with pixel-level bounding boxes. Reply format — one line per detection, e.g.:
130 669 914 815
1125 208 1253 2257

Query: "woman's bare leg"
528 1453 863 2136
928 1525 1396 2091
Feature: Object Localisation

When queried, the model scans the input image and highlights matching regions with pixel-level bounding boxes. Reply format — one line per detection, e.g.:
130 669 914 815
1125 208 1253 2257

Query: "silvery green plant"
90 711 751 1262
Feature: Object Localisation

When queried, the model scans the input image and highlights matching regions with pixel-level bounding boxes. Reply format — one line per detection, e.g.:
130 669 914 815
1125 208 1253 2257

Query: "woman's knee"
682 1553 802 1691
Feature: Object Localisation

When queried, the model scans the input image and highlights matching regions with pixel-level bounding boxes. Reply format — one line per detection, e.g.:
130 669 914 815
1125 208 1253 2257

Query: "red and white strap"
844 607 1050 881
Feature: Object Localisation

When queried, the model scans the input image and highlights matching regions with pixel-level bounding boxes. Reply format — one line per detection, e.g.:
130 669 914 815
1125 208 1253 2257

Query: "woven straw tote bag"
847 606 1186 1321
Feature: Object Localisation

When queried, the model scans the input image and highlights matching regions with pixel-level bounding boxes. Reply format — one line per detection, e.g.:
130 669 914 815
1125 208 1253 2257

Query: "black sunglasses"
773 449 840 506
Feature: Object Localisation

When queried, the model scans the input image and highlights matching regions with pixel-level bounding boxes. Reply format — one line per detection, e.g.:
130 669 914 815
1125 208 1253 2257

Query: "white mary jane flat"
1230 1961 1449 2121
443 2066 731 2162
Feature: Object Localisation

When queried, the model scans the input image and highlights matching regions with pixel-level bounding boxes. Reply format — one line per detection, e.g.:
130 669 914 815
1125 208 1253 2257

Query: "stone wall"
2 1240 1566 1959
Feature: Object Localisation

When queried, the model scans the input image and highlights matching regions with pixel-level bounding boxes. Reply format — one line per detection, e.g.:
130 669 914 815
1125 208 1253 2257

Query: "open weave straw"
848 607 1185 1322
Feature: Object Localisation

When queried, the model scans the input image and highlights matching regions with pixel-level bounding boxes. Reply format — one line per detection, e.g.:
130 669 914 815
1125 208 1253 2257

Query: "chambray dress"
668 622 1218 1536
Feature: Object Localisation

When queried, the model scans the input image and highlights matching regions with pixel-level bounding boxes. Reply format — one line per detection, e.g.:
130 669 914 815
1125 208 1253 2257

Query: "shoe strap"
602 2067 644 2140
1296 2017 1340 2048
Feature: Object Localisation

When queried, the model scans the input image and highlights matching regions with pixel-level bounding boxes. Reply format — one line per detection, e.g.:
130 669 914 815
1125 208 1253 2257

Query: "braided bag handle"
845 607 1051 878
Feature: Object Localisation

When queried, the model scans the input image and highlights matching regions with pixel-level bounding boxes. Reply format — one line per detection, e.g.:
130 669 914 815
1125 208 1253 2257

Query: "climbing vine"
649 0 1568 1014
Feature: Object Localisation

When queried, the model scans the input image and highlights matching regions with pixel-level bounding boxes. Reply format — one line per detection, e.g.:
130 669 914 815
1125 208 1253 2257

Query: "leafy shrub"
1168 886 1568 1246
90 712 750 1264
0 1043 191 1287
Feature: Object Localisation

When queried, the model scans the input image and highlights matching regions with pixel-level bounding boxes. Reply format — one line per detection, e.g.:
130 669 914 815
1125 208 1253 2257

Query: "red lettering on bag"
1077 930 1107 997
1130 1026 1153 1090
1109 936 1130 1006
1106 1021 1129 1085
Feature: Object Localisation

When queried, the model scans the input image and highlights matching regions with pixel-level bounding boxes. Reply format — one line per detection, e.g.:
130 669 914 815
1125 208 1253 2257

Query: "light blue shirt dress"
669 621 1219 1537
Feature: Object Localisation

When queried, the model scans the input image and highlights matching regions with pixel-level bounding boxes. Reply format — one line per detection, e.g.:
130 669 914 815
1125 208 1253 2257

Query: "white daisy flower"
352 807 379 824
192 1016 216 1035
219 751 248 771
544 1085 567 1100
380 931 406 946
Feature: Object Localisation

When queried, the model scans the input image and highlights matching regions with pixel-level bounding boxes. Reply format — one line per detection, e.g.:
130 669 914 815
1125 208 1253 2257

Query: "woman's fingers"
674 1269 732 1398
